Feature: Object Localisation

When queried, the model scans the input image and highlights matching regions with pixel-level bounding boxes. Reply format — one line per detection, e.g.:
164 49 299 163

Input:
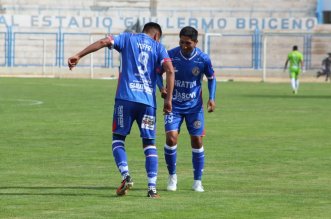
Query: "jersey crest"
192 66 200 76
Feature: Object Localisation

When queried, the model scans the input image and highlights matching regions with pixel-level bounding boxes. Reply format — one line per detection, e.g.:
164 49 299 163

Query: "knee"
166 135 177 146
191 136 203 149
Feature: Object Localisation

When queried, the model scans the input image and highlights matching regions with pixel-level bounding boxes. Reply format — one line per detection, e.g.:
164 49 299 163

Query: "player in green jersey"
284 45 304 94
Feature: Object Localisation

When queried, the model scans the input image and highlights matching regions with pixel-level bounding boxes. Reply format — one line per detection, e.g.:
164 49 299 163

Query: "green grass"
0 78 330 219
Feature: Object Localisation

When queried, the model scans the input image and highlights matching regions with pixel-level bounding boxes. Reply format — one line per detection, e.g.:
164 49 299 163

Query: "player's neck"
182 48 196 58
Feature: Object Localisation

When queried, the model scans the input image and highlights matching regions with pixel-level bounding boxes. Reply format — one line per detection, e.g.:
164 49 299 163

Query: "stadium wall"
0 0 330 82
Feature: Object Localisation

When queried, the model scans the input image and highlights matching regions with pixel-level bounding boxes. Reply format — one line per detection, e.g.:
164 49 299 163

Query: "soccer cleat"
192 180 204 192
147 187 160 198
116 175 133 196
167 174 177 191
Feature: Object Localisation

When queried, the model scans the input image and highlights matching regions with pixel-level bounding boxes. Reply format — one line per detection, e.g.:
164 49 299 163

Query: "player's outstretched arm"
68 37 113 70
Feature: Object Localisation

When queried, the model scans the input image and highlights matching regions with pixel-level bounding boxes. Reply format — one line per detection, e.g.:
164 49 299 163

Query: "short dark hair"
179 26 198 41
293 45 298 50
142 22 162 37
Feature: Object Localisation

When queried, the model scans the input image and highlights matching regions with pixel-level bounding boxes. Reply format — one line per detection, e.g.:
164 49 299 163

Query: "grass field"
0 77 330 219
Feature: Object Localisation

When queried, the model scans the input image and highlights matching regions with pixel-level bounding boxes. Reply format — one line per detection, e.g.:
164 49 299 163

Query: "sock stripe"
144 145 156 151
164 144 177 150
192 146 204 153
165 151 176 155
112 145 124 152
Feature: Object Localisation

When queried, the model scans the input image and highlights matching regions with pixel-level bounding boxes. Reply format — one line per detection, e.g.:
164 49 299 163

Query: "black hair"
293 45 298 50
142 22 162 37
179 26 198 41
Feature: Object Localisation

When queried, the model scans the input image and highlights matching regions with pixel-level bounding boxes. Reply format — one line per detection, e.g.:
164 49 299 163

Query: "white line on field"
16 99 44 106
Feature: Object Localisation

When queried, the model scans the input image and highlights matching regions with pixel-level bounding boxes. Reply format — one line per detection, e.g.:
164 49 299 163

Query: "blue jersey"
169 47 214 113
110 32 170 108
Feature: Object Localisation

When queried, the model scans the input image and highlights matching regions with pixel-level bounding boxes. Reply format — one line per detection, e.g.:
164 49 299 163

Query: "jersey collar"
180 48 197 61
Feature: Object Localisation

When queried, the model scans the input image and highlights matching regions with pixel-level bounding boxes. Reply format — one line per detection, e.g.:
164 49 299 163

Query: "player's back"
112 32 168 108
288 51 303 67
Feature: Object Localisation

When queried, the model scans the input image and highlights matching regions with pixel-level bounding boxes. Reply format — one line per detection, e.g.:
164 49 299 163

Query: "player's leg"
325 70 330 82
289 71 297 94
164 113 183 191
165 131 179 175
136 103 160 198
142 138 159 198
112 100 135 196
191 136 205 192
316 70 321 78
295 71 300 93
112 133 134 196
185 112 205 192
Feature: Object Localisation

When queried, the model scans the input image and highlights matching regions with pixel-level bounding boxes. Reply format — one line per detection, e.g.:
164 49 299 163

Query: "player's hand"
68 55 80 70
160 87 167 99
207 100 216 113
163 100 172 115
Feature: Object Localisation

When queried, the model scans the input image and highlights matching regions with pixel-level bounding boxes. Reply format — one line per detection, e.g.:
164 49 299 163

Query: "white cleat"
192 180 204 192
167 174 177 191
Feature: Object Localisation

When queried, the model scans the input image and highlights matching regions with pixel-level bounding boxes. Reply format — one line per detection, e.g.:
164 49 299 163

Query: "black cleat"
147 187 160 198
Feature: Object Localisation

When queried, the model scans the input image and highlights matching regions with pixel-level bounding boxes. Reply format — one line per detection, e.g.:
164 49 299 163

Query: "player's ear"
154 32 161 42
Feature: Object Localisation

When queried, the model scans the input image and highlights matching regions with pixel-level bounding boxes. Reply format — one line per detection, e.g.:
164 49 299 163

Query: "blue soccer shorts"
164 111 205 136
112 99 156 139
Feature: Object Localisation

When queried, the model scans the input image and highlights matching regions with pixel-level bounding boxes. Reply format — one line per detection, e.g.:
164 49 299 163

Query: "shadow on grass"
242 94 331 99
0 186 114 190
0 186 148 198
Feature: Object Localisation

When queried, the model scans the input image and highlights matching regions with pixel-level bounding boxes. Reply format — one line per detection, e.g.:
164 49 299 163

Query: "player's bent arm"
156 73 167 99
156 73 164 90
162 61 175 113
163 61 175 99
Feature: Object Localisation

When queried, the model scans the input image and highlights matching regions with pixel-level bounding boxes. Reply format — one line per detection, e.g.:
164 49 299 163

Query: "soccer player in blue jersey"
157 26 216 192
68 22 175 198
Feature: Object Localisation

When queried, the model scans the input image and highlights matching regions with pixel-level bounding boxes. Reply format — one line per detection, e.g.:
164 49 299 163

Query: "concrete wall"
0 0 317 17
1 0 330 81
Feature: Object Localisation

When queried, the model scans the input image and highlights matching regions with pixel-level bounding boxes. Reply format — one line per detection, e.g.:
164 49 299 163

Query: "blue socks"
164 144 177 175
144 146 158 187
112 135 129 179
165 144 205 180
192 147 205 180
